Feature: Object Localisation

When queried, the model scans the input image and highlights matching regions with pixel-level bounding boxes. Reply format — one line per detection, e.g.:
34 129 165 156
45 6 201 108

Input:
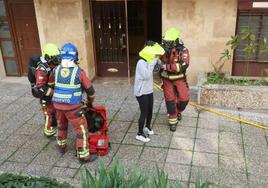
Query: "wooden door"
92 1 128 77
6 0 41 75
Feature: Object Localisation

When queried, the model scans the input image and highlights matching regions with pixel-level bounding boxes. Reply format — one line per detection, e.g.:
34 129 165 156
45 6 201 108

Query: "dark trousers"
136 93 154 134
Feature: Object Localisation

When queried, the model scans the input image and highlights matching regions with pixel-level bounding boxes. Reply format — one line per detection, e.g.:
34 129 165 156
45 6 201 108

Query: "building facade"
0 0 267 85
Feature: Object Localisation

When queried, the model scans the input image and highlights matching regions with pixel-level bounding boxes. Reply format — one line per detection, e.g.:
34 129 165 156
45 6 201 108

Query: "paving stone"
248 174 268 188
107 110 118 120
0 161 27 174
133 113 156 124
196 128 218 140
109 132 126 144
219 131 242 145
32 146 62 166
0 146 18 161
219 120 241 133
173 126 196 139
55 150 81 169
243 133 267 147
138 160 164 174
122 132 144 146
15 123 40 135
244 145 268 162
154 114 168 124
168 180 188 188
192 152 218 168
21 136 50 150
109 120 131 133
27 113 44 125
218 169 248 187
219 142 244 158
145 134 172 148
247 161 268 177
166 149 192 165
151 123 173 136
198 117 219 130
23 164 51 177
180 116 198 128
194 138 218 153
182 105 199 118
170 137 194 151
140 147 168 163
241 123 266 137
128 122 138 133
114 110 136 121
164 163 190 181
8 147 41 163
50 166 78 179
219 155 246 173
190 166 218 183
114 145 143 161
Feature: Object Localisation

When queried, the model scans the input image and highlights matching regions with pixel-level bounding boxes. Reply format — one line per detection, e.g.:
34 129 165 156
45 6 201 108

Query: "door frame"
4 0 40 76
89 0 130 78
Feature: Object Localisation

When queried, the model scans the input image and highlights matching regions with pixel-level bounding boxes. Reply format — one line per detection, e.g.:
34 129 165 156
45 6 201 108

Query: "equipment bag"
85 106 110 156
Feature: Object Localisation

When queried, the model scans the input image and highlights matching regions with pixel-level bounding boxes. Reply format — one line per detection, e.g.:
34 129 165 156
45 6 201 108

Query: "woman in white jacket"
134 42 165 142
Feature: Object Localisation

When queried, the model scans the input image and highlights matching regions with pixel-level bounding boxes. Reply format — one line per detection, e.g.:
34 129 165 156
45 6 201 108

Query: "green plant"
211 49 231 75
205 72 267 86
82 160 212 188
0 173 72 188
195 177 213 188
227 27 268 76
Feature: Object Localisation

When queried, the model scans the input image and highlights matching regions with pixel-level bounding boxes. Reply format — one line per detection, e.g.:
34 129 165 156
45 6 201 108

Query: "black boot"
170 125 176 132
177 113 182 121
79 154 98 163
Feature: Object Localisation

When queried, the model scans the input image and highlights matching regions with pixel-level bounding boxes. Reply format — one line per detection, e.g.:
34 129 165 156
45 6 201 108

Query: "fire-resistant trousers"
162 78 190 126
56 108 90 159
41 100 57 136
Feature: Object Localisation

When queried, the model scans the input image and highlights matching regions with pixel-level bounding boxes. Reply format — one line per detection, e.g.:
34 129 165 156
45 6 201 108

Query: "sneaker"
79 154 98 163
136 133 150 143
144 127 154 135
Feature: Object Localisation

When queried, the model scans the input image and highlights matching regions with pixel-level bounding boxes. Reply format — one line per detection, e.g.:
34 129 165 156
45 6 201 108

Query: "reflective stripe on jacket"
52 65 82 104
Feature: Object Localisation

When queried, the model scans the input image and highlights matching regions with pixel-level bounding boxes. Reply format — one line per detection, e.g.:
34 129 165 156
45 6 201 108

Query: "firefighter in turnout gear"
160 28 190 132
34 43 60 137
51 43 97 163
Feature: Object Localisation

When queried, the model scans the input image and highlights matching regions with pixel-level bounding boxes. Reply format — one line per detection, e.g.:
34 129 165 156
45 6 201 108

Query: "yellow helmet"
163 28 181 41
42 43 60 57
139 42 165 63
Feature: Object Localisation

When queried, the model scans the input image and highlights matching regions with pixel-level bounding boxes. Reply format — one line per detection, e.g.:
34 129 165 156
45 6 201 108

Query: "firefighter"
51 43 97 163
34 43 60 137
160 28 190 132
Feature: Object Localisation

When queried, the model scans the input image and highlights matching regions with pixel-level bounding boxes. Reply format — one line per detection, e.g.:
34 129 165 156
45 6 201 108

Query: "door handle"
18 36 23 49
120 33 126 49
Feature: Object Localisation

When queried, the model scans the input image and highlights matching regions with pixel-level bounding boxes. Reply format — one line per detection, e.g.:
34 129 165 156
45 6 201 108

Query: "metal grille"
235 12 268 62
93 1 126 63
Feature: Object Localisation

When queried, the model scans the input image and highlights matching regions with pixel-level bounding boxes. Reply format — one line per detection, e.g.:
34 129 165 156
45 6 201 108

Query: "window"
234 12 268 62
0 0 19 76
233 0 268 76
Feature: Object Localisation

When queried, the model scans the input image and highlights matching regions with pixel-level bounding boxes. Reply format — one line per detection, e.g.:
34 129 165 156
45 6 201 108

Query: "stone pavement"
0 77 267 188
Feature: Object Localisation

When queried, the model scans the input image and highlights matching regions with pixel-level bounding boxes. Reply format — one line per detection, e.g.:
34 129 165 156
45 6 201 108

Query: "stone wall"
33 0 95 79
200 84 268 110
162 0 237 85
